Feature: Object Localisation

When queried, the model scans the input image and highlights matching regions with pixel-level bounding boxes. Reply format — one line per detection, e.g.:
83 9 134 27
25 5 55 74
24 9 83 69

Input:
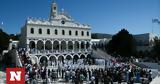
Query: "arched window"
75 31 78 36
87 31 89 36
47 29 50 34
81 31 84 36
54 7 56 10
62 30 65 35
55 29 58 35
69 30 72 35
30 28 34 34
39 28 42 34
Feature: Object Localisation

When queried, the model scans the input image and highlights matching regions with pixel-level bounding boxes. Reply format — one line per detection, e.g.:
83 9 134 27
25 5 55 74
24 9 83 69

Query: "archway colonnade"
30 53 92 67
28 39 91 53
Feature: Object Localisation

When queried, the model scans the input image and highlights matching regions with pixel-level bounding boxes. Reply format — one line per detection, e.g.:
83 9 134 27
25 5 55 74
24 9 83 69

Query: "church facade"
19 1 91 66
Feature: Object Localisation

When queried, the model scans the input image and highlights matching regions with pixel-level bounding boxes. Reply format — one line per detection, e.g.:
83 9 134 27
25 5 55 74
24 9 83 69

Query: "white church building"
19 1 92 66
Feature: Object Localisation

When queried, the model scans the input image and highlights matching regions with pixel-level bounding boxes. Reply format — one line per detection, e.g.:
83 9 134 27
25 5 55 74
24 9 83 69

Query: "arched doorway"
68 41 73 51
58 55 64 63
74 41 79 51
66 55 72 60
49 56 57 66
45 40 52 51
65 55 72 66
73 55 79 64
86 42 90 49
37 40 44 50
61 41 66 51
53 41 59 51
81 41 85 50
29 41 35 49
80 54 85 59
39 56 48 66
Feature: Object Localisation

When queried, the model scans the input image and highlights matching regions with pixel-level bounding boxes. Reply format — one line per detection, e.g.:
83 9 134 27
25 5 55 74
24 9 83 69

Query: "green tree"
0 29 20 54
91 33 98 39
152 38 160 62
0 29 10 52
106 29 136 57
9 34 20 40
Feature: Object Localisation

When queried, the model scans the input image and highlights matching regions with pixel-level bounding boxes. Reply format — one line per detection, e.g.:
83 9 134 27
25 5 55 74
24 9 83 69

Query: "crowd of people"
18 49 153 84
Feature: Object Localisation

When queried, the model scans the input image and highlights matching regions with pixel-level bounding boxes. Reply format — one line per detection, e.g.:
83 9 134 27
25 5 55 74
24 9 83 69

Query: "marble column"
43 43 45 53
84 41 87 51
35 43 37 53
59 41 61 52
73 41 75 52
51 42 53 53
79 41 81 52
66 41 68 52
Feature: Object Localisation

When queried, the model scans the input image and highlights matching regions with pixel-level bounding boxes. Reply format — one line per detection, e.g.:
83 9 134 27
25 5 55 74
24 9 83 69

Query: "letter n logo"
6 68 25 84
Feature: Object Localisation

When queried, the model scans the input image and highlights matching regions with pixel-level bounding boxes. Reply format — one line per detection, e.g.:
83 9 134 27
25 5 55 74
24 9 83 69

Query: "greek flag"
152 18 160 24
152 18 159 23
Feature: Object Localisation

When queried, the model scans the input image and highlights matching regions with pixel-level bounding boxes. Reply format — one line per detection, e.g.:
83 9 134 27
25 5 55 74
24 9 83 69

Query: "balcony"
29 49 92 55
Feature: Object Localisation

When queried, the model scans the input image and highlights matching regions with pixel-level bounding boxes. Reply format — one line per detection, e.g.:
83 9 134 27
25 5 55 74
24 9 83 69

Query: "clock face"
61 20 65 24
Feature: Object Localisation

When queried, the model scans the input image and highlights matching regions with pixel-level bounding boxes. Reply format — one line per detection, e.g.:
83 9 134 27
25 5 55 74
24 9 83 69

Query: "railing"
15 50 23 67
29 49 92 54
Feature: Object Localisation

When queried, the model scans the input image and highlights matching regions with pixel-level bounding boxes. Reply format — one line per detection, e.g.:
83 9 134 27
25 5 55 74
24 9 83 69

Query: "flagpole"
152 19 154 34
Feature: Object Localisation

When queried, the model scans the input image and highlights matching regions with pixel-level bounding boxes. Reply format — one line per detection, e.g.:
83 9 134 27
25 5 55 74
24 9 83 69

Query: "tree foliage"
0 29 10 53
106 29 136 57
0 29 20 54
91 33 98 39
152 38 160 61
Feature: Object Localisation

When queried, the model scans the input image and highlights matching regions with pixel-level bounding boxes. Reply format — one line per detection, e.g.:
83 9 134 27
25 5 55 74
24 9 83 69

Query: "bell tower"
50 0 58 20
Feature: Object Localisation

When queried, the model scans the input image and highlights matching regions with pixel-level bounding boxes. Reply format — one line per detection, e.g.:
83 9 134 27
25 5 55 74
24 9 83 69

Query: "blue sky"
0 0 160 34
